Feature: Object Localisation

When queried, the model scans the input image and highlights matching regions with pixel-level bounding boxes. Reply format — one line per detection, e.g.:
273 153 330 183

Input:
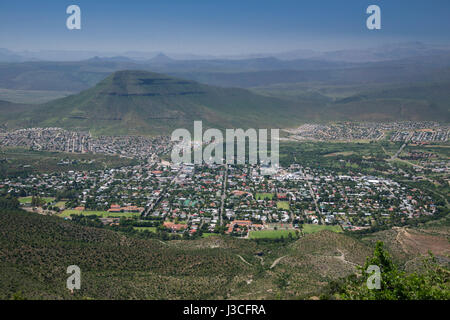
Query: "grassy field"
256 193 274 200
323 151 355 157
133 227 157 232
19 196 55 204
54 201 66 208
59 210 140 218
201 233 218 238
249 229 297 239
277 201 290 210
302 224 342 234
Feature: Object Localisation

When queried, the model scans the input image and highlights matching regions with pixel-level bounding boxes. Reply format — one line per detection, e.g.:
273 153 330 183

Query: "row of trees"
0 195 19 210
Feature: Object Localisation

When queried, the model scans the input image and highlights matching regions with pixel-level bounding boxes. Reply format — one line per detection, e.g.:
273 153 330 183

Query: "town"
1 121 447 239
0 127 174 160
283 121 448 142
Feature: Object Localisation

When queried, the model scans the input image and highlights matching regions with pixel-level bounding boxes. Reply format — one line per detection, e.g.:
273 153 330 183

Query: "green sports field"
302 224 342 234
201 233 218 238
277 201 290 210
133 227 157 232
19 196 55 204
256 193 274 200
59 210 140 218
54 201 66 208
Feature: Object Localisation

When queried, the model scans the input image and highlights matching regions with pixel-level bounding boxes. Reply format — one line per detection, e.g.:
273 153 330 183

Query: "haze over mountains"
2 42 449 62
0 42 449 134
1 42 450 93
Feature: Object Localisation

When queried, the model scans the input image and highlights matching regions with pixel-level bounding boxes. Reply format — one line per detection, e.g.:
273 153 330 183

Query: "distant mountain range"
0 42 449 134
1 49 450 93
2 42 449 62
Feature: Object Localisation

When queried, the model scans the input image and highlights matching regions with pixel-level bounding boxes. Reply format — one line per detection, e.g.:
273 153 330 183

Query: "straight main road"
143 166 182 217
219 164 228 226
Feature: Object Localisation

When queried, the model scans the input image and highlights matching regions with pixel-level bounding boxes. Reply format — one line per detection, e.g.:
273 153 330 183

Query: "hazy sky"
1 0 449 54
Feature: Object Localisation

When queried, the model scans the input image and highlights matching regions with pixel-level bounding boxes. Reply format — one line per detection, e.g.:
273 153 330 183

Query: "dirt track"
394 227 449 256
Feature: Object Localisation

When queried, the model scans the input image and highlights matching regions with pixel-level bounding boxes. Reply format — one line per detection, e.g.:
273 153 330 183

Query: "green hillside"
0 207 448 299
255 81 450 123
0 208 367 300
0 208 253 299
1 70 449 135
6 70 304 135
325 82 450 122
0 100 40 126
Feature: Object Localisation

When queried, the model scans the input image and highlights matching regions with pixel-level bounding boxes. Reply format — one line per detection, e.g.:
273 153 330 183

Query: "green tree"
275 272 290 290
340 242 450 300
0 196 19 210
